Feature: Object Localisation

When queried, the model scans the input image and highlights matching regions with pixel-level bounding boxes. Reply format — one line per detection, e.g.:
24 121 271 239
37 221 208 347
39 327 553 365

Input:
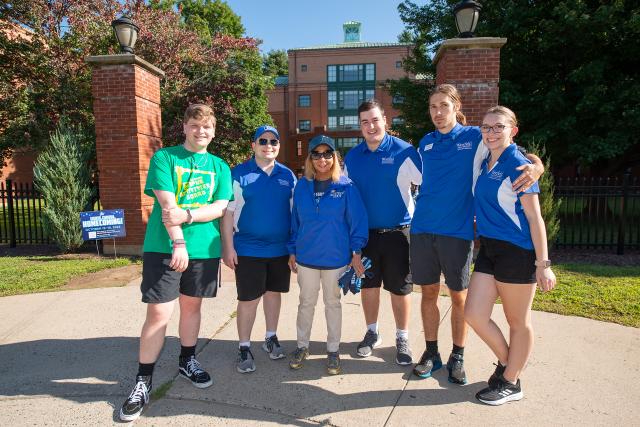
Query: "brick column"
86 54 165 255
433 37 507 126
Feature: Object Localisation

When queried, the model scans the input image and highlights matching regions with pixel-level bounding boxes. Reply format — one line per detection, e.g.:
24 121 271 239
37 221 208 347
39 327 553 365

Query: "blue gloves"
338 256 373 295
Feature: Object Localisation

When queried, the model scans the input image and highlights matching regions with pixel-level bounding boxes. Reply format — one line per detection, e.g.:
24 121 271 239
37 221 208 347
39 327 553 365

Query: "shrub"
33 123 95 252
527 140 561 247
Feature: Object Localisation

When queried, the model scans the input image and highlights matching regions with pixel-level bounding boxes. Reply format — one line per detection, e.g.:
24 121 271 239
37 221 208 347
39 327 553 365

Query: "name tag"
381 157 394 165
424 143 433 151
456 142 472 150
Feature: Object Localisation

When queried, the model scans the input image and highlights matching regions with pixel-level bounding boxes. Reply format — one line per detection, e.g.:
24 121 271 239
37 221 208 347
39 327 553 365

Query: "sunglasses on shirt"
258 138 280 146
310 150 334 160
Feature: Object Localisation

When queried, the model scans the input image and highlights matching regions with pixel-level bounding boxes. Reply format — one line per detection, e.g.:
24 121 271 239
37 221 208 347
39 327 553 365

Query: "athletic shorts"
410 233 473 292
361 227 412 296
235 255 291 301
474 236 536 284
140 252 219 303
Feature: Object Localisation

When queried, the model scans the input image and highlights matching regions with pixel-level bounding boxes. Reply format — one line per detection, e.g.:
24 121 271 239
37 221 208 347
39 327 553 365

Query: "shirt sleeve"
287 185 300 255
212 160 234 202
345 183 369 252
144 150 174 197
407 147 423 185
509 157 540 195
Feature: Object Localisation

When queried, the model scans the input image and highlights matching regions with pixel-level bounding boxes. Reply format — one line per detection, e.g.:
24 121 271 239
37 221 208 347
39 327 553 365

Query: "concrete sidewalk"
0 265 638 426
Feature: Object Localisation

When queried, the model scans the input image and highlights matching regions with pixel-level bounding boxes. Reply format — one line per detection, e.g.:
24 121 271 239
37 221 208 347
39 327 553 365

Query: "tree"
263 49 288 77
526 140 561 247
33 123 95 252
393 0 640 171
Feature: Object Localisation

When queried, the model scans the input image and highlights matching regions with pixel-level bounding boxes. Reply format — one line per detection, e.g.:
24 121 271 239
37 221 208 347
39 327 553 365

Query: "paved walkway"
0 265 638 426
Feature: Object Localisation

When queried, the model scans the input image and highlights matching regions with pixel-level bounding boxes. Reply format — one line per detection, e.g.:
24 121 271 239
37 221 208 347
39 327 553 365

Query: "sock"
396 329 409 340
426 340 438 356
137 362 155 377
180 345 196 359
452 344 465 356
265 331 276 339
239 341 250 348
367 323 378 333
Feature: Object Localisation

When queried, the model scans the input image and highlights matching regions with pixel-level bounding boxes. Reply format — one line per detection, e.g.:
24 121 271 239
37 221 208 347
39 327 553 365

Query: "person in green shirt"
120 104 233 422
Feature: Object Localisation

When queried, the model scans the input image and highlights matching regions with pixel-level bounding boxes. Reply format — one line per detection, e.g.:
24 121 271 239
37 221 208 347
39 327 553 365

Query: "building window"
396 60 402 69
328 91 337 109
341 90 360 109
298 120 311 132
327 65 336 82
393 94 405 105
365 89 375 100
328 89 376 111
328 117 337 128
335 137 363 155
298 95 311 107
392 117 405 126
301 64 307 72
365 64 375 81
297 140 302 157
328 115 358 130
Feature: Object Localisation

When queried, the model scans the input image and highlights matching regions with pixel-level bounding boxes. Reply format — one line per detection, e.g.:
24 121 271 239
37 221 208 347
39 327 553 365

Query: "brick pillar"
86 54 165 255
433 37 507 126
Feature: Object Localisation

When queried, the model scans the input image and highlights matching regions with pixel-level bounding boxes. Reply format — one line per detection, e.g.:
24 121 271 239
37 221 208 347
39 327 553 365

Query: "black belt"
370 224 409 234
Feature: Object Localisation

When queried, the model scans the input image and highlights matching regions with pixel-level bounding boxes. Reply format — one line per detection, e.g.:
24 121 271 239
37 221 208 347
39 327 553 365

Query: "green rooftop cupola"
343 21 361 43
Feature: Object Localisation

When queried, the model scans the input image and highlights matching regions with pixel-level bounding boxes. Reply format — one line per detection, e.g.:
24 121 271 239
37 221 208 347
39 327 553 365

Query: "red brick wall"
435 41 504 126
90 61 163 254
1 148 36 183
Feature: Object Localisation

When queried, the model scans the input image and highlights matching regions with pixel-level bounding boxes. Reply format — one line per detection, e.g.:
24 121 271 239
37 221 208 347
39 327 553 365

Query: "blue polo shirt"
411 124 487 241
228 158 296 257
474 143 539 250
344 134 422 229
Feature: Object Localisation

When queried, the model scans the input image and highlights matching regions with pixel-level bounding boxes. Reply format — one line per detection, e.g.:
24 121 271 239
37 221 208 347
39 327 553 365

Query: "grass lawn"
0 255 140 297
532 264 640 328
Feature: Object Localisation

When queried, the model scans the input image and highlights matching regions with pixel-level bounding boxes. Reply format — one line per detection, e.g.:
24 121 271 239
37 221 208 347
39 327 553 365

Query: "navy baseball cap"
308 135 336 152
253 125 280 141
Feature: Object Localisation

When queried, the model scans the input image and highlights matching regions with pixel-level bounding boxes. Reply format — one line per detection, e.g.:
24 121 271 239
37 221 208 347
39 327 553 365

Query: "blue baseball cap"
308 135 336 152
253 125 280 141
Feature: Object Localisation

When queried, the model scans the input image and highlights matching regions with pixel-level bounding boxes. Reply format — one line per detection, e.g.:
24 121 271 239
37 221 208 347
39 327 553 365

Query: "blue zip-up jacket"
288 175 369 269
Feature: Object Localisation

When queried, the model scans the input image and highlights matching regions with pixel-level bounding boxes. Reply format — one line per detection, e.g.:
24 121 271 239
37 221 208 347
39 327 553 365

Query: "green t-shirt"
142 145 233 258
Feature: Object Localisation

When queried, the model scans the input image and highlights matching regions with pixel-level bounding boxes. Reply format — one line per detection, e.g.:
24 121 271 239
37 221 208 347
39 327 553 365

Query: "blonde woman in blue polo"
465 106 556 406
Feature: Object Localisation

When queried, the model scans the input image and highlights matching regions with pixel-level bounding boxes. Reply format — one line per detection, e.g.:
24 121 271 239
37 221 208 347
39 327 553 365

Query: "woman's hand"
288 254 297 273
351 253 365 277
536 266 556 292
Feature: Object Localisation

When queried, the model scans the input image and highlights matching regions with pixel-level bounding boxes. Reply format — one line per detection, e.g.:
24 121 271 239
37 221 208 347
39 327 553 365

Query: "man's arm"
512 153 544 193
154 189 188 272
161 199 229 226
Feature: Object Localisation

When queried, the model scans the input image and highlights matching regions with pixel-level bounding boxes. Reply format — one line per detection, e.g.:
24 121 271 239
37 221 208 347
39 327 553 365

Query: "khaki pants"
296 264 347 353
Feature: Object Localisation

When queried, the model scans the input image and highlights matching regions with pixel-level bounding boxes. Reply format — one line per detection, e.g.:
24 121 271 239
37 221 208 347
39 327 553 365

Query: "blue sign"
80 209 126 241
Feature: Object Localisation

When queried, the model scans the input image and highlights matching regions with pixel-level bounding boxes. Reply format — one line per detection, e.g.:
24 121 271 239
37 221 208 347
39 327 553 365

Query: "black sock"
452 344 465 356
137 362 155 377
180 345 196 359
426 340 438 356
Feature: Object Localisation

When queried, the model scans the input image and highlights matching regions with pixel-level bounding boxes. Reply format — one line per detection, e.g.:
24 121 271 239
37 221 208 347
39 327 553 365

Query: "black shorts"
235 255 291 301
410 233 473 292
474 237 536 284
140 252 219 303
361 227 412 296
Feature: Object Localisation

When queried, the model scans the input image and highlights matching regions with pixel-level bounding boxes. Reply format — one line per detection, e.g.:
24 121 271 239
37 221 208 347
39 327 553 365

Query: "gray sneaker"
236 346 256 373
327 352 342 375
356 329 382 357
262 335 286 360
395 337 413 365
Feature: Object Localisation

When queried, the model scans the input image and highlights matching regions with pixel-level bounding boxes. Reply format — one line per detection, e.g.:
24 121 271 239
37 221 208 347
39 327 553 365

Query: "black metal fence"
555 171 639 253
0 179 50 246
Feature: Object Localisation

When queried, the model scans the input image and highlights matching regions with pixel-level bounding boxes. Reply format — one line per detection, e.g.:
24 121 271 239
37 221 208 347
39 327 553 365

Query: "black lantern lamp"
111 15 139 54
453 0 482 38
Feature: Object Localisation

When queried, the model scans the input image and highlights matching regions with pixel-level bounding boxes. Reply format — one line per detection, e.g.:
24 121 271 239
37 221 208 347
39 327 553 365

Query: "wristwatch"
534 259 551 268
185 208 193 225
352 250 362 256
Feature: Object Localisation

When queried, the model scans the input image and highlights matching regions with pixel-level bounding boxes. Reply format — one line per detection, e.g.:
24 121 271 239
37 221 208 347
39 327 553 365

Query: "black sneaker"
119 375 151 422
262 335 286 360
446 353 467 385
413 351 442 378
356 329 382 357
476 375 523 406
179 355 213 388
488 361 506 388
395 337 413 365
236 346 256 373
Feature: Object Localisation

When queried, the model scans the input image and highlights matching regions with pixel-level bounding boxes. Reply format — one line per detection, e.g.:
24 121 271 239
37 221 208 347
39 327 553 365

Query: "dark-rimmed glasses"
480 124 508 134
258 138 280 146
310 150 334 160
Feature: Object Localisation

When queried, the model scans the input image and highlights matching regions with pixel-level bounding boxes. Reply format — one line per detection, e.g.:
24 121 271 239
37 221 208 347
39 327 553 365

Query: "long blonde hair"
429 84 466 125
304 150 342 182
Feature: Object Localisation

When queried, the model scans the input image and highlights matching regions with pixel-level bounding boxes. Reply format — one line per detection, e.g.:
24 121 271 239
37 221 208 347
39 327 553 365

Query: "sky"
224 0 408 53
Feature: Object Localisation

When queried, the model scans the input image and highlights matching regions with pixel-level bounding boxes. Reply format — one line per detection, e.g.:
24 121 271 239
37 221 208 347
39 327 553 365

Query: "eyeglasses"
258 138 279 146
310 150 334 160
480 124 508 134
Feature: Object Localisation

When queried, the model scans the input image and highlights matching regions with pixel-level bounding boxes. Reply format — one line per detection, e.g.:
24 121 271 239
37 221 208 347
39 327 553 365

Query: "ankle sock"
180 345 196 359
239 341 250 348
367 323 378 333
396 329 409 340
137 362 155 377
265 331 276 339
452 344 465 356
426 340 438 356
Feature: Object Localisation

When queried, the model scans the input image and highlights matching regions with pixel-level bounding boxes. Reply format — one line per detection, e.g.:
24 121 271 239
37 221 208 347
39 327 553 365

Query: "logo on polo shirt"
489 170 504 180
277 179 290 187
456 141 472 150
381 157 394 165
330 190 345 198
424 143 433 151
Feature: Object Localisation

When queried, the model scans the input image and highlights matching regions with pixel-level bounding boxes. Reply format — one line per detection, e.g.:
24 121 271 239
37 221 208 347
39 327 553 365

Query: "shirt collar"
248 157 282 176
497 143 517 163
361 133 391 153
434 123 463 142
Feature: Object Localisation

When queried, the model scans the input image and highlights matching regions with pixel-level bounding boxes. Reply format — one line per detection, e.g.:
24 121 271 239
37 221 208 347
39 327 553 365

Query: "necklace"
192 153 209 170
